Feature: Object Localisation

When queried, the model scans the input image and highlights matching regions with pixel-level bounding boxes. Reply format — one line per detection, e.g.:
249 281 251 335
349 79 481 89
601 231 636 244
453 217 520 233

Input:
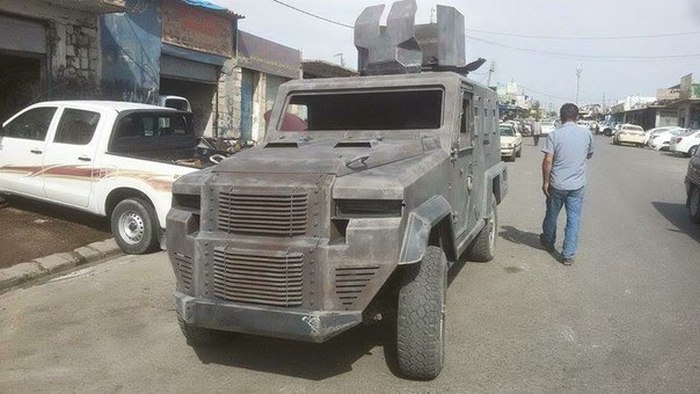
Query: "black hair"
560 103 579 122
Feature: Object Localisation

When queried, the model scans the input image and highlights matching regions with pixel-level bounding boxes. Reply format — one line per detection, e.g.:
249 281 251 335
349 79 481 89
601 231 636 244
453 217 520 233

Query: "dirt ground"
0 196 111 268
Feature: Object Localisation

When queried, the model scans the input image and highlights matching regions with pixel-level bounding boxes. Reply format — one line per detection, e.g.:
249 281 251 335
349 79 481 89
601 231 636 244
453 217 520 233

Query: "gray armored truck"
166 0 507 379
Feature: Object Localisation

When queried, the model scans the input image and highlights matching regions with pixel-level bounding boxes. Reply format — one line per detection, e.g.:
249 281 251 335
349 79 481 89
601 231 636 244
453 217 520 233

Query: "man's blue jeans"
541 186 585 259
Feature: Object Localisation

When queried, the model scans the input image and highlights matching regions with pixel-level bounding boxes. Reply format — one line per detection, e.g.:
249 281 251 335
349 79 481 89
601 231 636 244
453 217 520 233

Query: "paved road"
2 138 698 392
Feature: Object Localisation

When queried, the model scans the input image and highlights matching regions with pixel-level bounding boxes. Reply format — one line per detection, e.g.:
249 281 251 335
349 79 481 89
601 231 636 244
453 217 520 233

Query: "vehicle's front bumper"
501 148 515 156
175 292 363 343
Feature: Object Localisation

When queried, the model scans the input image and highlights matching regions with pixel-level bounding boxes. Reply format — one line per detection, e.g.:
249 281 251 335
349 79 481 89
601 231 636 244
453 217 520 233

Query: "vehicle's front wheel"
178 315 226 347
688 145 698 157
397 246 448 380
516 145 522 158
467 195 498 262
689 186 700 224
111 198 161 254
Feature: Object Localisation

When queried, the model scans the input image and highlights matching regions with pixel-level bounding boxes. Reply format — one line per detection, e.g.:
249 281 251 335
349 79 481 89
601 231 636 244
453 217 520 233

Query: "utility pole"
486 61 496 88
575 63 583 105
334 53 345 67
602 92 606 113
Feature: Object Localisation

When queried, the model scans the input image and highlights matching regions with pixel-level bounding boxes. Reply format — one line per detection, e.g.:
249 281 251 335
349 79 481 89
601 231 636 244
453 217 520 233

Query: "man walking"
532 121 542 146
540 103 593 266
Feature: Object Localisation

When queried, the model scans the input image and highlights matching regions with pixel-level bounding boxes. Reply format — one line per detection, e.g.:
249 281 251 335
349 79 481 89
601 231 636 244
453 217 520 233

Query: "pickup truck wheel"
397 246 448 380
111 198 160 254
178 315 225 347
690 186 700 223
467 195 497 262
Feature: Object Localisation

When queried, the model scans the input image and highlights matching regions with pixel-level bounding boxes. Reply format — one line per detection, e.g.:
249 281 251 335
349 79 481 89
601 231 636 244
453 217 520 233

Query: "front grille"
213 248 304 307
174 253 193 292
335 265 379 309
218 192 308 236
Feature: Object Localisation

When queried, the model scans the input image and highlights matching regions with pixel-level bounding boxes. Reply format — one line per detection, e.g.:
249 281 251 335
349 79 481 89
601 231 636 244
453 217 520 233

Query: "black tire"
467 195 497 262
516 145 522 158
688 145 698 157
397 246 448 380
111 198 161 254
178 315 226 347
689 186 700 224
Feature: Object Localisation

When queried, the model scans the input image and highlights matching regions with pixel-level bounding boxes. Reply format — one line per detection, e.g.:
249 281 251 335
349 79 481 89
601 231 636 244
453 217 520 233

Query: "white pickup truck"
0 101 224 254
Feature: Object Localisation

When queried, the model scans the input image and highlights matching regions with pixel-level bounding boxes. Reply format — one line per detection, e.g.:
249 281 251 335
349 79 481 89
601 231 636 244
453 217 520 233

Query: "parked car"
0 101 231 254
669 130 700 157
644 126 682 146
685 144 700 223
650 128 688 151
613 124 645 146
500 123 523 161
540 119 556 137
602 122 619 136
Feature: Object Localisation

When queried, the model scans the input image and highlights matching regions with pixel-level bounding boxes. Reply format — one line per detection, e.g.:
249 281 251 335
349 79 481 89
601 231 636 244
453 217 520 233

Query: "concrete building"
0 0 127 122
235 31 301 142
302 60 358 79
668 74 700 129
100 0 243 137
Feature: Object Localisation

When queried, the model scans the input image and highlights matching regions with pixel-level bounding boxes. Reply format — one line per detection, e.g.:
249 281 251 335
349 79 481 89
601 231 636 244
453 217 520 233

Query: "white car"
644 126 684 145
650 128 688 151
669 130 700 157
500 123 523 161
613 124 645 146
540 120 556 137
0 101 228 254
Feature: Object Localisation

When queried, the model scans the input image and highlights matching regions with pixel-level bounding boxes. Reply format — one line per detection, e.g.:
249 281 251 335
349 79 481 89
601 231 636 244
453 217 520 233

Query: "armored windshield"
279 89 443 131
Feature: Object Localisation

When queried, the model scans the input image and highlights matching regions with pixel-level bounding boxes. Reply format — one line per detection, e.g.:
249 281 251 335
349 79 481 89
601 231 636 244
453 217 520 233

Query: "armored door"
453 90 480 239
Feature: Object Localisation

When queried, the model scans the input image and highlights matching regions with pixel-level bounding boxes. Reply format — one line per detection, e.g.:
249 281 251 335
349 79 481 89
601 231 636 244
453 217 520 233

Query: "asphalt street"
1 137 698 392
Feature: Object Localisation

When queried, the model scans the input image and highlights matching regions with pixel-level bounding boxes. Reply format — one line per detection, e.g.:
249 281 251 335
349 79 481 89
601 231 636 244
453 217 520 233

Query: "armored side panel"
354 0 423 75
415 5 466 68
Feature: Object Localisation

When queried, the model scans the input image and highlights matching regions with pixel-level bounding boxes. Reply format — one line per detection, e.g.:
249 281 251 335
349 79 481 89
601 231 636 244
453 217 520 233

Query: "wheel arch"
398 195 458 265
105 187 154 219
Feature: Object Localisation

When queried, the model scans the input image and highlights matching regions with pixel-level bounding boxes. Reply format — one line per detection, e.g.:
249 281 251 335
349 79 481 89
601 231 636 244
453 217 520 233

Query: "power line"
466 34 700 61
465 28 700 41
268 1 700 62
270 0 353 29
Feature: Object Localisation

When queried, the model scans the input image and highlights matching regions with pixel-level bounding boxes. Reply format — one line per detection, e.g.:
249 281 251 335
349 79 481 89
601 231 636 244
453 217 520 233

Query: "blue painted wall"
100 0 161 103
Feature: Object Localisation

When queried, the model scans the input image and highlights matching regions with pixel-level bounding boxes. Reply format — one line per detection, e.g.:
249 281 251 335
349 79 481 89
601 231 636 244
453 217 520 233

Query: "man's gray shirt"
542 122 593 190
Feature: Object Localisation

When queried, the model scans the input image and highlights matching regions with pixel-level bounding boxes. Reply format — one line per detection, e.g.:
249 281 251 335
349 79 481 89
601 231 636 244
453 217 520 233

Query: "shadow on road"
651 201 700 243
3 196 110 231
191 321 400 381
498 225 546 250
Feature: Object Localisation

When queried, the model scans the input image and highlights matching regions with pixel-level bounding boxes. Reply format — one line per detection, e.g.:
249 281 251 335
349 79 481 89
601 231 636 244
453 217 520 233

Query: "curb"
0 239 122 293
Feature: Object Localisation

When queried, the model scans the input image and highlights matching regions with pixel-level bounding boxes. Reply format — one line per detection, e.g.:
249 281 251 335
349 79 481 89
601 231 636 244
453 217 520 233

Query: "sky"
214 0 700 108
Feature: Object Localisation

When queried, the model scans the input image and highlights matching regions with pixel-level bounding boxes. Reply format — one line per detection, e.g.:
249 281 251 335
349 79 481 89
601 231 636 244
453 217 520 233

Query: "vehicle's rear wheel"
111 198 161 254
467 195 498 262
688 145 698 157
397 246 448 380
689 186 700 224
178 315 226 347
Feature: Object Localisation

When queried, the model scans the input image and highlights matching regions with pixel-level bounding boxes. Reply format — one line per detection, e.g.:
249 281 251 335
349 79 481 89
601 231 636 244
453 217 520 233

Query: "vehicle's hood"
213 138 441 176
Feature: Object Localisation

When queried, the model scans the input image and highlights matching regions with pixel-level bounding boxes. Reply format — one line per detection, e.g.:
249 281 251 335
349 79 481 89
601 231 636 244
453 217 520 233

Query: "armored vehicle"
167 0 507 379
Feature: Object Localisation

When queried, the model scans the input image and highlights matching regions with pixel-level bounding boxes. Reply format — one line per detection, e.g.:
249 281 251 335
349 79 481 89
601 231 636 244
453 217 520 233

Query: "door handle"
30 149 42 154
78 156 92 162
